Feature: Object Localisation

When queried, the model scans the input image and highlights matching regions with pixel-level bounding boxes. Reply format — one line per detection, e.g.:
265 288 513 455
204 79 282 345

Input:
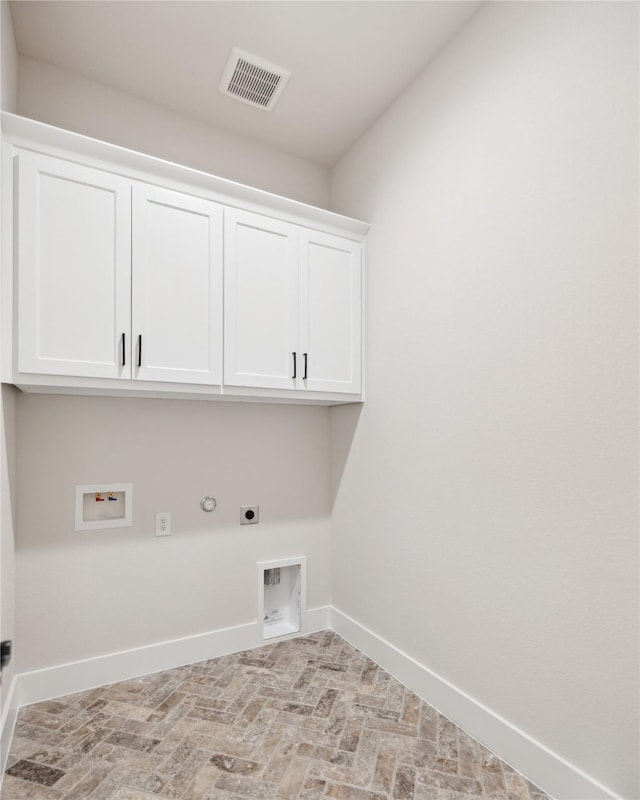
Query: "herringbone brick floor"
3 631 552 799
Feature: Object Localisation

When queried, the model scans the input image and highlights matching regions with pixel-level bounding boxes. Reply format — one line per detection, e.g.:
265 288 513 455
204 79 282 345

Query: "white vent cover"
219 47 290 112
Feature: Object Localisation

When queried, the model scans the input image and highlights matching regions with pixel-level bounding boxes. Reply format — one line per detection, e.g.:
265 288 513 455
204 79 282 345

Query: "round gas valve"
200 496 217 512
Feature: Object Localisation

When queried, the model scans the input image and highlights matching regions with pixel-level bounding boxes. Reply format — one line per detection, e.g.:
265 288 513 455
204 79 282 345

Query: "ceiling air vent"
219 47 290 112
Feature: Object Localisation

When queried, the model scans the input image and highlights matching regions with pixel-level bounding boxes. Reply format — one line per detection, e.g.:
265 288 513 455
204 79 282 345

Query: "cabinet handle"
137 335 142 368
303 352 308 380
292 352 297 380
121 333 126 367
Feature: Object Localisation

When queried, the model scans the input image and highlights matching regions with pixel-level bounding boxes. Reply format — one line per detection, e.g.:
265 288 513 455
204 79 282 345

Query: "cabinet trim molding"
2 112 369 238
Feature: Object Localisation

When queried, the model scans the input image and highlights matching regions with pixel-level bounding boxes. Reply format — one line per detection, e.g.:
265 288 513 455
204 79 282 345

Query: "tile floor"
3 631 552 799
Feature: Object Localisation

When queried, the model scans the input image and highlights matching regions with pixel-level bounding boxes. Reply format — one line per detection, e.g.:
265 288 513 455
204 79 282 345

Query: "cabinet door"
299 230 362 394
17 151 131 378
224 208 298 389
132 185 223 385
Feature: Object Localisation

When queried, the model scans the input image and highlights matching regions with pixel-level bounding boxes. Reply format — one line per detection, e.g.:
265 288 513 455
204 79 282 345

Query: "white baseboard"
17 621 257 708
1 674 18 775
7 605 618 800
17 605 331 709
330 607 620 800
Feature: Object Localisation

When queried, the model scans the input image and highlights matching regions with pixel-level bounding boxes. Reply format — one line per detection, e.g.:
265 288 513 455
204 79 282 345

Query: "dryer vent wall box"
75 483 133 530
258 557 306 641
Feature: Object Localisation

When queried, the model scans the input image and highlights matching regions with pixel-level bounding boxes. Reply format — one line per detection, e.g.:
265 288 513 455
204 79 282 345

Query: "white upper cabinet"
132 185 223 385
224 208 298 390
3 113 367 404
17 150 132 379
299 229 362 395
224 210 362 395
15 151 224 389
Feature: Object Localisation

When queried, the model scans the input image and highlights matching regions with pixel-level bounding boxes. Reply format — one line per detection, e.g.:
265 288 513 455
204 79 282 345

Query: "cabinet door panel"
299 231 362 394
224 209 298 389
17 152 131 378
132 185 223 385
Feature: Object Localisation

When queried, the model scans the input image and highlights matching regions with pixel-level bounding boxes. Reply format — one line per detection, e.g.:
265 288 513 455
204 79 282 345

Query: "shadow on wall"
14 393 335 550
330 402 363 509
2 386 18 539
0 385 18 714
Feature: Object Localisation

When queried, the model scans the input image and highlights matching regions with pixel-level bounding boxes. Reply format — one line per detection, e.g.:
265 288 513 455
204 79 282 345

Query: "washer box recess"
75 483 132 530
257 556 307 641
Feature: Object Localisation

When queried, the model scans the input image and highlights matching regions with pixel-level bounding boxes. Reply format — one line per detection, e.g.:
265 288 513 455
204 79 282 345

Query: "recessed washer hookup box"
75 483 133 530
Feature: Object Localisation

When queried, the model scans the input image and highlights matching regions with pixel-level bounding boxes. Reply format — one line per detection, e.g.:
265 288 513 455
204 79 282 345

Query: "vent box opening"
219 47 290 111
258 557 306 640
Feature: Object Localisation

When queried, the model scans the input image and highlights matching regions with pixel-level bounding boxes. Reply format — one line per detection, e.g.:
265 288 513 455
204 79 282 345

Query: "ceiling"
9 1 481 166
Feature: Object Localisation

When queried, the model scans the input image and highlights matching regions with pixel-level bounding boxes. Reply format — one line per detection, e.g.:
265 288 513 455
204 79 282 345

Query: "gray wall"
18 56 330 208
0 0 18 752
16 395 331 670
330 2 639 797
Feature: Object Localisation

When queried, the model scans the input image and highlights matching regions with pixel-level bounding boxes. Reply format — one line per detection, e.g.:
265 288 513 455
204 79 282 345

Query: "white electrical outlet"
155 512 171 536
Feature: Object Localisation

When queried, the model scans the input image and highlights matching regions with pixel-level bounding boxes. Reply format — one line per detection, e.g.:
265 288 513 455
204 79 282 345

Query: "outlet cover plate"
155 512 171 536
